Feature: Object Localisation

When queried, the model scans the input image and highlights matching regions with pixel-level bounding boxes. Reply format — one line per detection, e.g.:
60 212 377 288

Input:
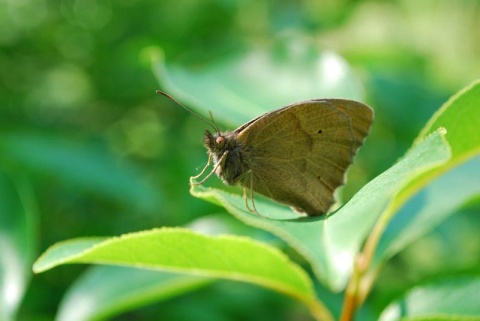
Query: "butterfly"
157 91 374 216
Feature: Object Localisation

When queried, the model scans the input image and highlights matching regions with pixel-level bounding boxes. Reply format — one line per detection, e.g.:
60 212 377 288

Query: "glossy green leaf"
0 170 37 321
379 276 480 321
57 266 210 321
374 157 480 267
34 228 331 320
152 34 364 127
55 215 273 321
190 129 450 290
373 79 480 268
0 132 159 213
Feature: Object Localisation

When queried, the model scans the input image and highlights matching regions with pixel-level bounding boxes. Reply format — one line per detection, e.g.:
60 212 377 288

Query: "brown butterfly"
157 91 374 216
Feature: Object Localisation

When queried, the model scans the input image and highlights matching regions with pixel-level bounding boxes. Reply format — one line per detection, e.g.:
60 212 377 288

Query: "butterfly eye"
216 136 225 146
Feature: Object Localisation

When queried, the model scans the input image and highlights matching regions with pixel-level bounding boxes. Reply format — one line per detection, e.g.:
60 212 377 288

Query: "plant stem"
339 254 366 321
339 283 357 321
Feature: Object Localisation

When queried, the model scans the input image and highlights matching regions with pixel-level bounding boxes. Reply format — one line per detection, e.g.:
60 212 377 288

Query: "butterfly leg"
190 151 228 185
191 154 212 180
242 172 260 216
243 187 258 215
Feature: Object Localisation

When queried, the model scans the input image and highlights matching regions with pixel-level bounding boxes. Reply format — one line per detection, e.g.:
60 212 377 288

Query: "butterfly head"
204 129 247 185
204 130 229 154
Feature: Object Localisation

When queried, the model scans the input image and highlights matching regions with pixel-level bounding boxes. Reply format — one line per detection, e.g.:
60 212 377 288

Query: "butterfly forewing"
236 99 373 216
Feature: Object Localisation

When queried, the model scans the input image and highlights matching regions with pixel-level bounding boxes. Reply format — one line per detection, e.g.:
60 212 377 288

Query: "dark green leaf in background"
56 266 210 321
379 276 480 321
0 132 160 213
152 34 364 127
0 170 37 321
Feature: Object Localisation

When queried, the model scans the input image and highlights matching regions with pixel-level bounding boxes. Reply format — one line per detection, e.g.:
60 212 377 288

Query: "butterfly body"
204 130 251 185
203 99 374 216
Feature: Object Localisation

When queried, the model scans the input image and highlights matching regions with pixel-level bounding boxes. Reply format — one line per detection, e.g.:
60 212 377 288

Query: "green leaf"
0 170 37 321
0 131 159 213
190 129 451 290
374 157 480 267
55 215 274 321
373 79 480 268
152 34 364 127
417 79 480 165
57 266 210 321
33 228 331 321
379 276 480 321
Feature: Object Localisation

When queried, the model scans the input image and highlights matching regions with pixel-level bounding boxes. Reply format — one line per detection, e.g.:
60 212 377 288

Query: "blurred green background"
1 0 480 320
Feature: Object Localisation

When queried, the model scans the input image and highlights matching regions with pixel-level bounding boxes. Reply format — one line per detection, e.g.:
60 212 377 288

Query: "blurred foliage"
1 0 480 320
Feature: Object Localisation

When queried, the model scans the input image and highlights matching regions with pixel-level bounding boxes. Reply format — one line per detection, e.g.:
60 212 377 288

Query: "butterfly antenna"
208 111 221 133
156 90 219 133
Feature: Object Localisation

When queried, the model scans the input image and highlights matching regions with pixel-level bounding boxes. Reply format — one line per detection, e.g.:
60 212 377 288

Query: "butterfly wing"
235 99 373 216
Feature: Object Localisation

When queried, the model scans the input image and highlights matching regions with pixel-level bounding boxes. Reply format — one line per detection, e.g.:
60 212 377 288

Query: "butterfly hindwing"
236 99 373 215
